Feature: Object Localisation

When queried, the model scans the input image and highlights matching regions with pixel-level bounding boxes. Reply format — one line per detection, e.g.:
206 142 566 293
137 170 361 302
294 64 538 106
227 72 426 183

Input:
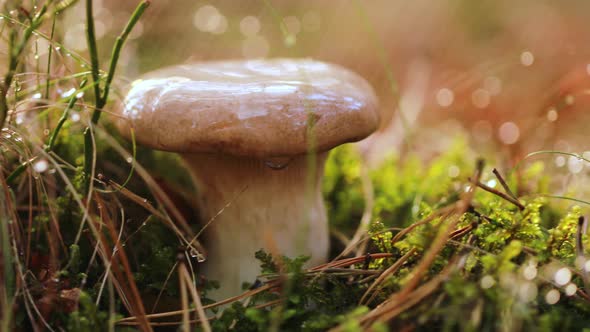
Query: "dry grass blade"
473 180 525 210
359 248 417 305
492 168 518 200
93 194 153 332
179 260 212 332
179 260 190 332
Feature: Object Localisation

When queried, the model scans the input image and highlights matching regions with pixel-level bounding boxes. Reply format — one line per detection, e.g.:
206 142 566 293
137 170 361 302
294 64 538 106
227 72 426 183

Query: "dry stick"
179 262 212 332
492 168 518 200
359 248 417 305
354 160 485 328
472 180 525 211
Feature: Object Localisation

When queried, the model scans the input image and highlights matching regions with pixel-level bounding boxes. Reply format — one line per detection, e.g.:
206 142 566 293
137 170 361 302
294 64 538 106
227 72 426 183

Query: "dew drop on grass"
545 289 560 304
547 108 558 122
448 165 460 178
436 88 454 108
523 265 537 280
190 248 206 262
471 88 490 109
554 267 571 286
498 122 520 145
555 156 566 167
567 155 584 174
565 283 577 296
70 112 80 122
520 51 534 66
61 88 76 98
126 156 133 163
33 159 49 173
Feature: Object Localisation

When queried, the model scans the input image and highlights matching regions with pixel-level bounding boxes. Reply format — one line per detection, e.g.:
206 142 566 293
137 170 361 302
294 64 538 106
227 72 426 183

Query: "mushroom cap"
116 58 380 158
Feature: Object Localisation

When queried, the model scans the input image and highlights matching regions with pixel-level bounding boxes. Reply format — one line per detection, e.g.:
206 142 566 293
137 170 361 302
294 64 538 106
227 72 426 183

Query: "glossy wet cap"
116 58 380 158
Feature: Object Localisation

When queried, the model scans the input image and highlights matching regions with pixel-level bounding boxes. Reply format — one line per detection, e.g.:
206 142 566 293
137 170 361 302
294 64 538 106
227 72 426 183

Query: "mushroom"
115 58 379 299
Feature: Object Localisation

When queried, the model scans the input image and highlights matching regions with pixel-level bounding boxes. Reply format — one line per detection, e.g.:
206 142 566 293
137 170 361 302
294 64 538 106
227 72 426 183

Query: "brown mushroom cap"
116 58 379 158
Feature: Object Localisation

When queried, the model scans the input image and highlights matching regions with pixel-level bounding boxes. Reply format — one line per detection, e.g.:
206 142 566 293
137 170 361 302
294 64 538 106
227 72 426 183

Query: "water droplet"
61 88 76 98
471 88 491 109
555 156 566 168
523 265 537 280
547 108 558 122
565 283 577 296
70 112 80 122
486 179 497 188
554 267 571 286
33 159 49 173
126 156 133 163
448 165 460 178
55 46 61 51
568 155 584 174
436 88 454 108
520 51 534 66
498 122 520 145
190 248 206 262
76 92 84 99
264 157 291 170
32 92 42 99
545 289 560 304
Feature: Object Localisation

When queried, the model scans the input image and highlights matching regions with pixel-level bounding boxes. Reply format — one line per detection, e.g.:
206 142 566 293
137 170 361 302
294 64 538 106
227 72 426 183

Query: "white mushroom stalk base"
182 152 330 300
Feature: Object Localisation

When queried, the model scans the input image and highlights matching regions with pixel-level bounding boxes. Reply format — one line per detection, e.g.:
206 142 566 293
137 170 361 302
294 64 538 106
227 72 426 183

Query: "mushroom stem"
182 152 330 299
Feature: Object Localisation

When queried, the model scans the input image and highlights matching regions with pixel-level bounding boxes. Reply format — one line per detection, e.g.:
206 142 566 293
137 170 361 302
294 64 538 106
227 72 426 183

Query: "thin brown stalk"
117 283 275 323
179 261 190 332
492 168 518 200
94 194 153 332
360 248 417 305
179 262 212 332
473 180 525 210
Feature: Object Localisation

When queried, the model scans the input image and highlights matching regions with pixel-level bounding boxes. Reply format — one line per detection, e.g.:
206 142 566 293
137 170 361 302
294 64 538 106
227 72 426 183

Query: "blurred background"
59 0 590 172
